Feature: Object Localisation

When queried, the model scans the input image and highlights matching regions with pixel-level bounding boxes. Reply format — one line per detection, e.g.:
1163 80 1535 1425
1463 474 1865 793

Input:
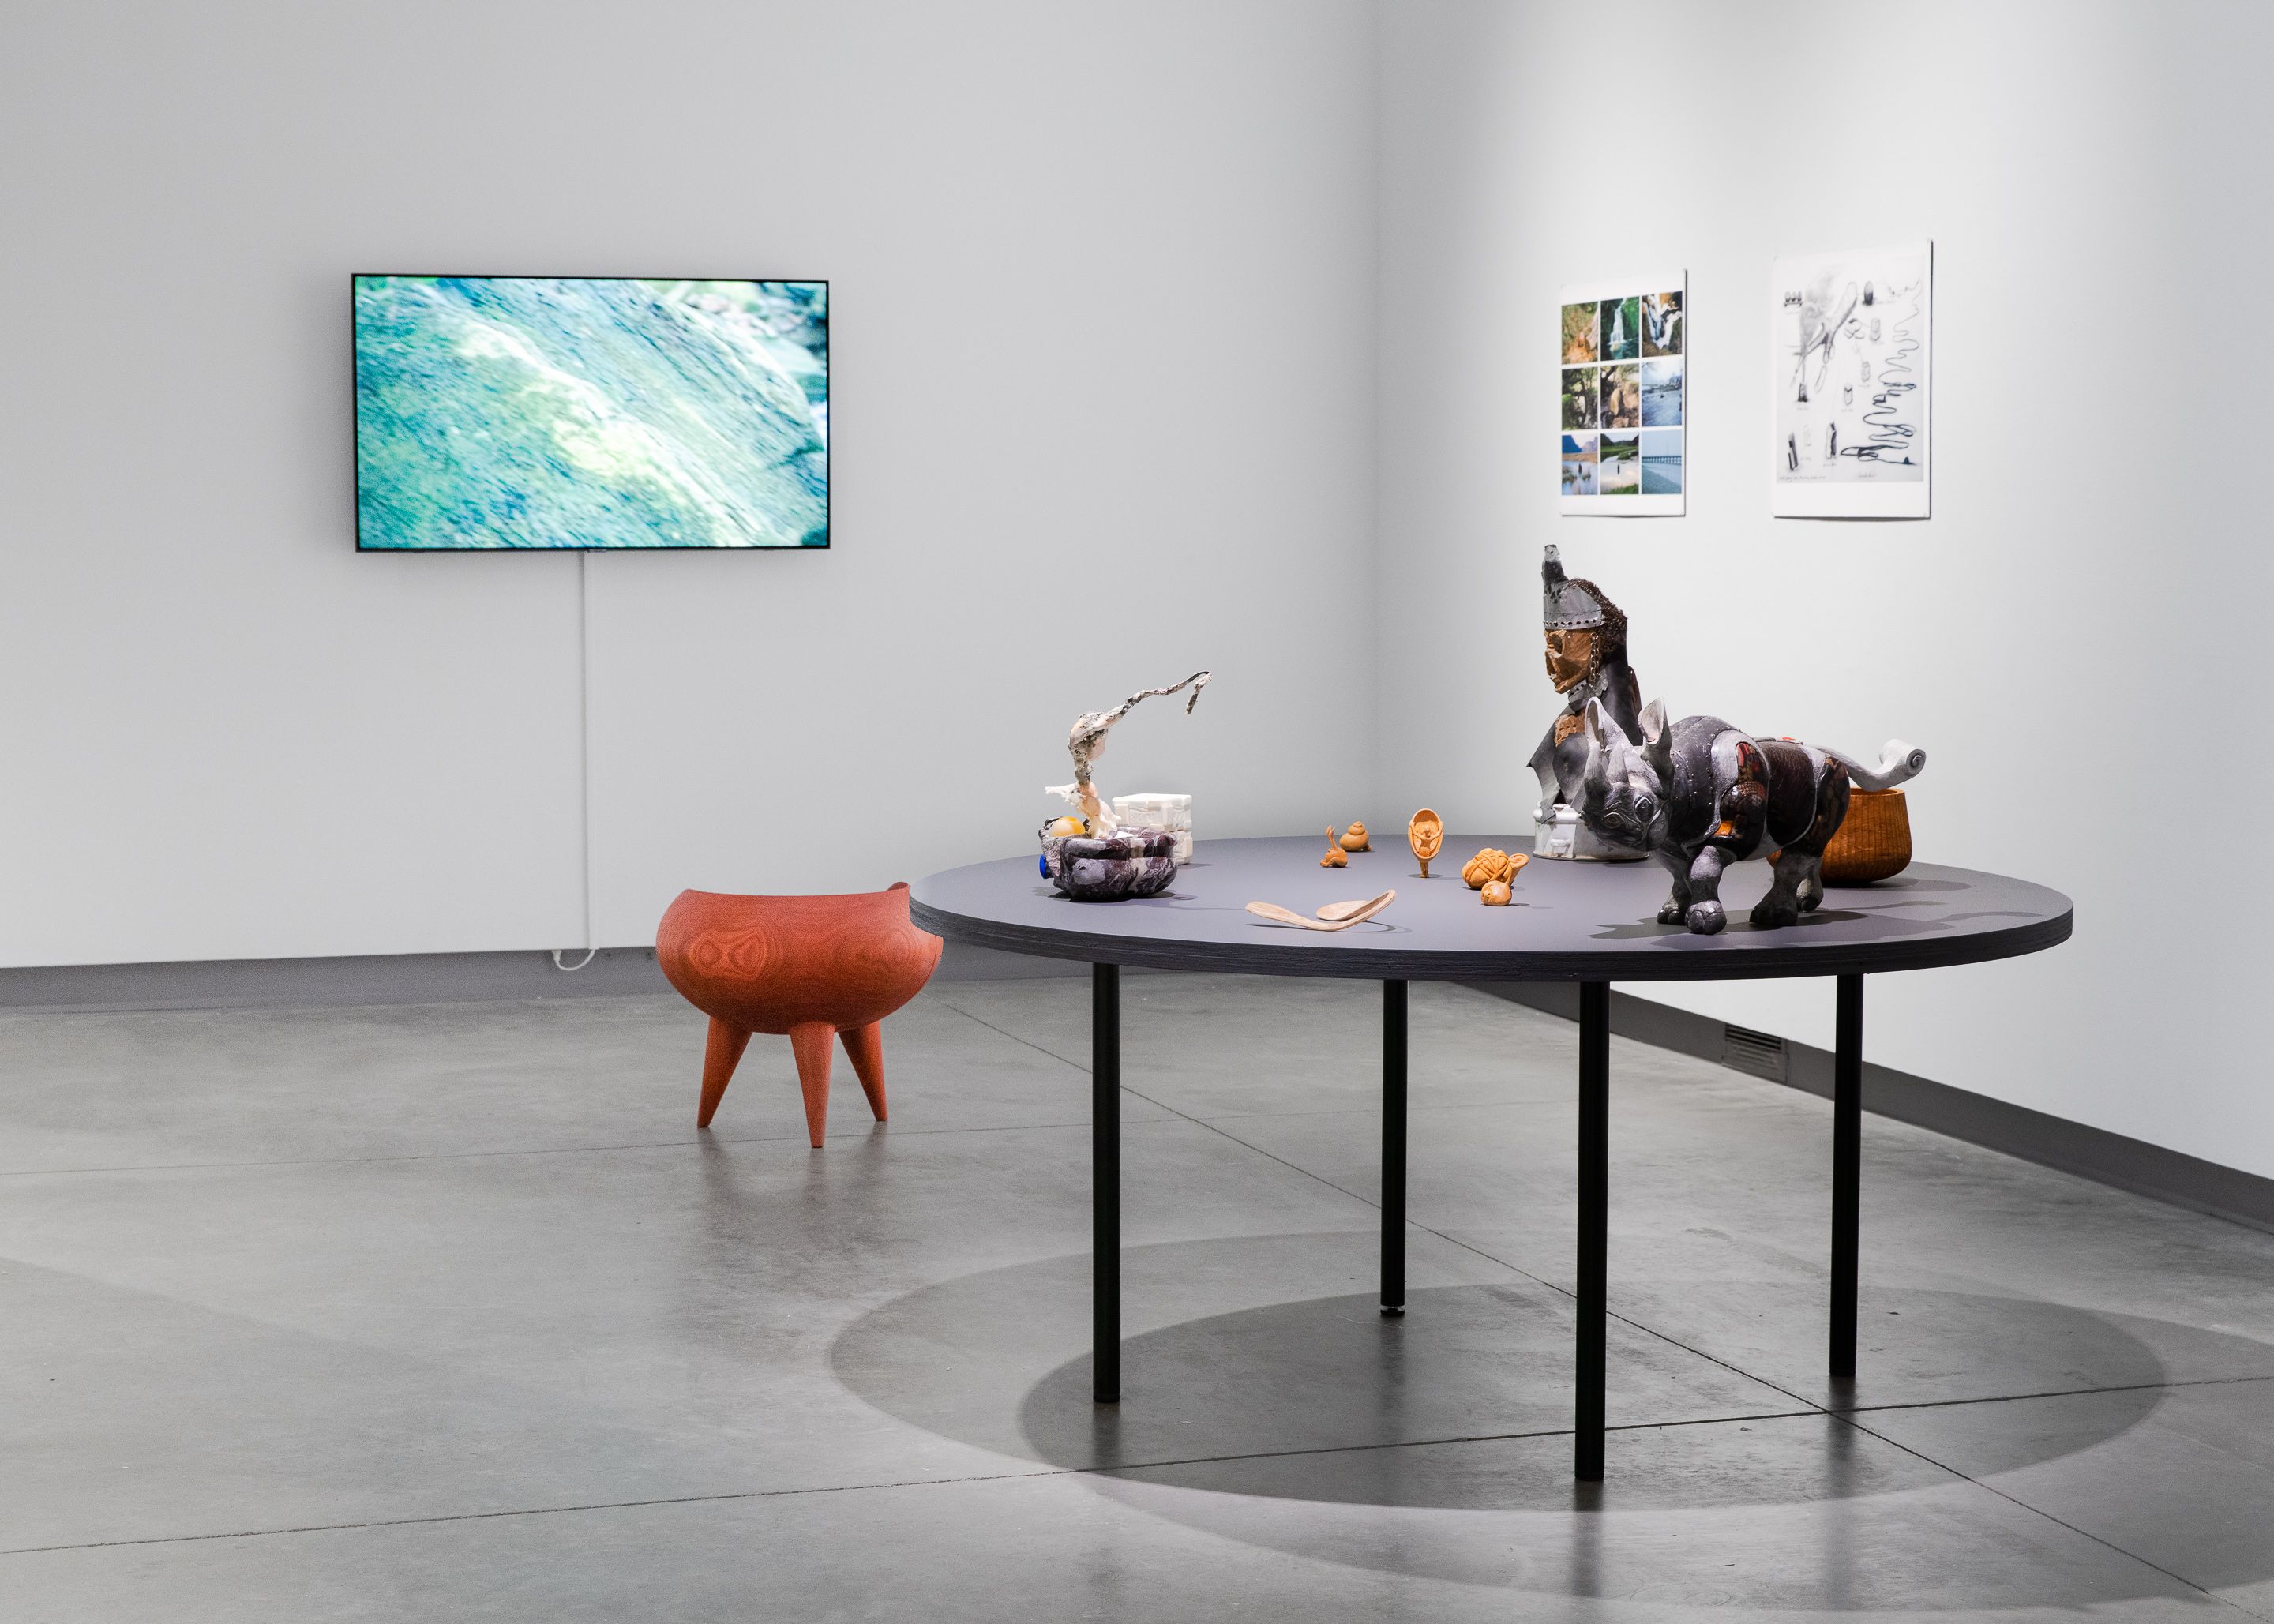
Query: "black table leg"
1830 973 1863 1381
1094 962 1120 1403
1381 979 1408 1316
1576 980 1609 1481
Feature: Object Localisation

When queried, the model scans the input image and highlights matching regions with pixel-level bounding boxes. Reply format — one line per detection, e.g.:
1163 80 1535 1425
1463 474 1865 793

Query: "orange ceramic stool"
655 884 942 1146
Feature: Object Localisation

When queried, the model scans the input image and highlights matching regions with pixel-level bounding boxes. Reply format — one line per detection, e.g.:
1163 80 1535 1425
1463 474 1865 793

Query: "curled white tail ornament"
1829 741 1926 792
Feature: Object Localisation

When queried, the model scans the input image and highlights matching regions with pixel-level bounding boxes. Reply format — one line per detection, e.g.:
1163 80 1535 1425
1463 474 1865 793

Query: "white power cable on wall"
553 549 600 973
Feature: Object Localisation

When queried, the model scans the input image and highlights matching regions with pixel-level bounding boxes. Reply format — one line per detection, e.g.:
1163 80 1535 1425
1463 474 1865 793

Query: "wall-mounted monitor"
354 276 827 550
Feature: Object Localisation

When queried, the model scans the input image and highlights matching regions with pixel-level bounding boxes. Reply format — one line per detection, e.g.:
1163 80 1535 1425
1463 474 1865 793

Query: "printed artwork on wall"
1770 243 1931 518
1560 273 1684 516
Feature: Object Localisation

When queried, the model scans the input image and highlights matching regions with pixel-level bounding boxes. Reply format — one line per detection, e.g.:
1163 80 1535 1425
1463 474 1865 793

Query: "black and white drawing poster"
1560 272 1684 517
1771 242 1931 518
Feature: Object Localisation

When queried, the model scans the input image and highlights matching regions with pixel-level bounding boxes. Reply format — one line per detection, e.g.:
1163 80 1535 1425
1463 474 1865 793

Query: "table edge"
908 893 2075 983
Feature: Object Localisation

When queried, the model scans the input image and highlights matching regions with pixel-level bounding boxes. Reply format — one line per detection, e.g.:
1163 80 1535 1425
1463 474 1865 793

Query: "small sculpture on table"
1408 808 1443 878
1045 826 1179 900
1821 786 1914 883
1529 546 1648 861
1111 793 1194 862
1320 827 1349 868
1041 671 1210 901
1570 694 1925 934
1338 822 1372 852
1462 846 1528 897
1046 670 1210 836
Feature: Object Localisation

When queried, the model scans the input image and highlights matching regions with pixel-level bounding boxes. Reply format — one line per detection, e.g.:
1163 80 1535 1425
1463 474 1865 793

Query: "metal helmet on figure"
1529 546 1647 860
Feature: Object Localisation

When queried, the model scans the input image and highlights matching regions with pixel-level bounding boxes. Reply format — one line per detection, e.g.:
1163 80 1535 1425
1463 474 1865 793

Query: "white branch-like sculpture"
1045 670 1211 836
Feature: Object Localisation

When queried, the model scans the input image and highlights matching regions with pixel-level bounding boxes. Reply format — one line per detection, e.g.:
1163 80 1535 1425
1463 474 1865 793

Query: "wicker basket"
1822 787 1912 884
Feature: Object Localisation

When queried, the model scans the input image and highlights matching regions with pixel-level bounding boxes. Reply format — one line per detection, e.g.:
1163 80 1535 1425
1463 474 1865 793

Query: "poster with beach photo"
1770 242 1931 517
1560 272 1683 516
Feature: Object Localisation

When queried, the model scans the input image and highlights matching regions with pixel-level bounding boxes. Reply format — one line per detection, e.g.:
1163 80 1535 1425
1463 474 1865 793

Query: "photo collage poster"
1560 272 1685 517
1770 242 1931 517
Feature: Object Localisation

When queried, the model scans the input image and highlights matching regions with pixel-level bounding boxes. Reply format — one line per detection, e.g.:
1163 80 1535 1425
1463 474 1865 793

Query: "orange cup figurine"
1408 808 1443 878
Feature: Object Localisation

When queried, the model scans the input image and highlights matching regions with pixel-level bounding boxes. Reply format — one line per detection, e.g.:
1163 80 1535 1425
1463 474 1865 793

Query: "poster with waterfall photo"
1561 273 1684 516
1771 243 1931 518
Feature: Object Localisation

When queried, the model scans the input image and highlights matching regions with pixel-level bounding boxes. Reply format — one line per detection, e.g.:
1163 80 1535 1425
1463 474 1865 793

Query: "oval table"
910 835 2073 1480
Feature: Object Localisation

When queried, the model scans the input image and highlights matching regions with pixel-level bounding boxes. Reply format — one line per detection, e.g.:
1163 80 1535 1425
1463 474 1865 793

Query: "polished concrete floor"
2 974 2272 1621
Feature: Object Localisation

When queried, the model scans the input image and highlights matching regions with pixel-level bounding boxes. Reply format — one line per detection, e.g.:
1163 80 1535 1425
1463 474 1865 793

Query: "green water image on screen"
355 276 827 549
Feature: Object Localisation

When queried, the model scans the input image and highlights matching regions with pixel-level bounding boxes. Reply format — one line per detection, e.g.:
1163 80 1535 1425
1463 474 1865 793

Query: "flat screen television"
354 276 827 550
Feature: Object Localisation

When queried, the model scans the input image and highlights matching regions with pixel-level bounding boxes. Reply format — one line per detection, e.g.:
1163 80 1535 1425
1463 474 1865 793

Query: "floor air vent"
1721 1024 1789 1082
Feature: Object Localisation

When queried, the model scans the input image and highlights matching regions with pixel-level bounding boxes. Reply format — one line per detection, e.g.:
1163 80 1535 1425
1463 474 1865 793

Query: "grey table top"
909 835 2073 983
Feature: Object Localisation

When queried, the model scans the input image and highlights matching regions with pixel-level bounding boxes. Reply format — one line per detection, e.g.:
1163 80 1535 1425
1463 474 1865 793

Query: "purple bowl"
1044 828 1177 901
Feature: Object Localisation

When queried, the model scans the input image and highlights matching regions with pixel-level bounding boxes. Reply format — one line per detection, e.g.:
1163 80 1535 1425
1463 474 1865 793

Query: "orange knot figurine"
1462 848 1530 890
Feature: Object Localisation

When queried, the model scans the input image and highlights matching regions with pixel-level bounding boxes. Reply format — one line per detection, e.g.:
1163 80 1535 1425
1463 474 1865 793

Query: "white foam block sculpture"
1112 793 1193 863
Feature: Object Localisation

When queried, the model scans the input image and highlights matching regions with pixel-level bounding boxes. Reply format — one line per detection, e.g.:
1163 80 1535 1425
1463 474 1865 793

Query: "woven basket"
1822 787 1912 884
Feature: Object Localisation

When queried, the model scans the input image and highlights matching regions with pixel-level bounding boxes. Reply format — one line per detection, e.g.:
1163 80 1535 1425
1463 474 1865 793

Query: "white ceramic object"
1533 803 1644 862
1112 792 1192 862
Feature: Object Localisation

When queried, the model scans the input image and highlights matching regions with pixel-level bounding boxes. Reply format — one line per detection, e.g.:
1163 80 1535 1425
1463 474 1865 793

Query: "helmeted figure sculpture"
1570 695 1927 934
1529 546 1646 860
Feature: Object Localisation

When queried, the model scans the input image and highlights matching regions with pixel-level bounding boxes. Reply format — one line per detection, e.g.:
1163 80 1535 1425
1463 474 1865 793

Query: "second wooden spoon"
1245 890 1398 932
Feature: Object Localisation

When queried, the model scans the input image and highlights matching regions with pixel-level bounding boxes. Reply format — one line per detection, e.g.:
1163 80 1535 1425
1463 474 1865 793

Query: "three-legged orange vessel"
655 884 941 1146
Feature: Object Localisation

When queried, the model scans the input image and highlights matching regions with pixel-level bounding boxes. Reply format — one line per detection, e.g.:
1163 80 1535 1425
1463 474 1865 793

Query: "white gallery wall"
1375 0 2274 1179
0 1 1381 963
8 1 2273 1184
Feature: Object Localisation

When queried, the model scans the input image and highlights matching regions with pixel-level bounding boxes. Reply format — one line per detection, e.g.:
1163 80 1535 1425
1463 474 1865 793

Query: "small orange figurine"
1408 808 1444 878
1321 826 1349 868
1481 879 1513 906
1338 821 1372 853
1463 848 1532 890
1462 848 1512 888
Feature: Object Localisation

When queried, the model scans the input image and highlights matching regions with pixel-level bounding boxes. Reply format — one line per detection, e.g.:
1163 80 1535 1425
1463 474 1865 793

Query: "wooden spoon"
1245 890 1397 932
1317 897 1387 921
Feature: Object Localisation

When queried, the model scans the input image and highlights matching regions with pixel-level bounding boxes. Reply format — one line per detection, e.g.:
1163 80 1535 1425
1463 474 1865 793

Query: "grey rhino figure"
1574 696 1926 935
